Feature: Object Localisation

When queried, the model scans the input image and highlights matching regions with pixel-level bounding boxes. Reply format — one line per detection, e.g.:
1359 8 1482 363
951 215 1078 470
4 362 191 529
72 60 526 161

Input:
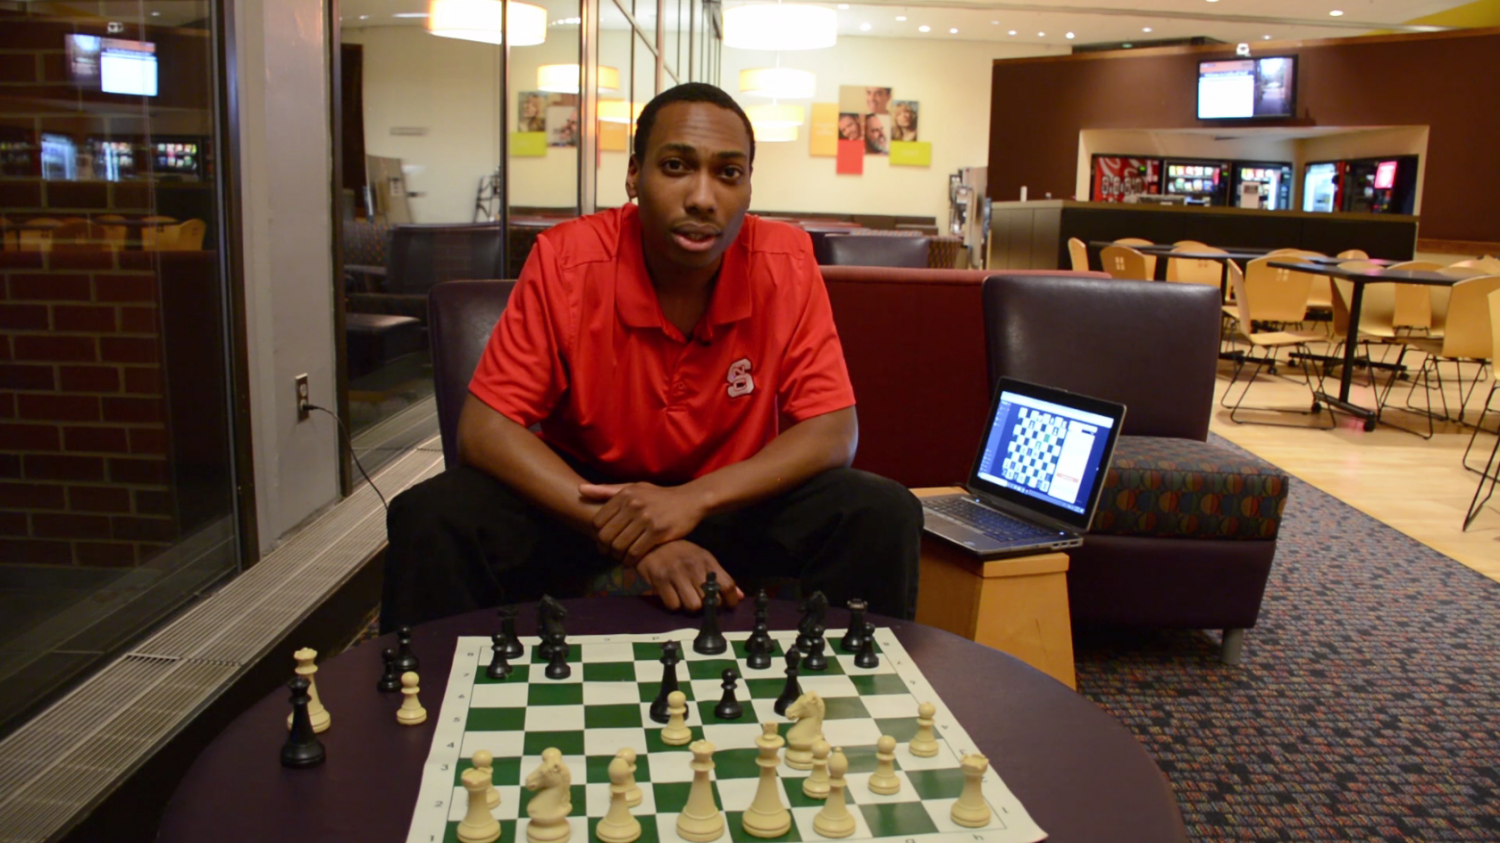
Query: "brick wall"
1 246 175 566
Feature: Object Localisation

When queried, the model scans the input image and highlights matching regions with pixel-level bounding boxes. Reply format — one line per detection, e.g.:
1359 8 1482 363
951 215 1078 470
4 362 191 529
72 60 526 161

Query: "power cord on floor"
304 403 389 512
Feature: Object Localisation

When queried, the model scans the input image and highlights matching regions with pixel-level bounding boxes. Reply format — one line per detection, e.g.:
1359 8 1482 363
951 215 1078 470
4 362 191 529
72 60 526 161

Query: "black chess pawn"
376 647 401 693
487 633 513 681
281 676 326 769
803 626 829 672
841 599 868 653
650 640 682 723
694 572 728 655
714 668 744 720
745 621 773 671
497 606 524 660
774 648 802 716
854 622 880 669
544 631 571 680
395 626 419 673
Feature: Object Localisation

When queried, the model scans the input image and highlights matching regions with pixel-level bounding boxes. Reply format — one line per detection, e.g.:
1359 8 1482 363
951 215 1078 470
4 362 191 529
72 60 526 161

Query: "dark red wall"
988 29 1500 243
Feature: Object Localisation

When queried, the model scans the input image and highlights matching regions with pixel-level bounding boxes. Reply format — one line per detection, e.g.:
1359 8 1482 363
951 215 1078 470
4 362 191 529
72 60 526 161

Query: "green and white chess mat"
405 628 1045 843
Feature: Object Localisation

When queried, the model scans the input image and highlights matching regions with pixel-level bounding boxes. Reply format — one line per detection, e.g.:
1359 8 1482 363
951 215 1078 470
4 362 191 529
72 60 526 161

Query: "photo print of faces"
838 112 864 141
890 100 918 142
518 91 547 132
864 113 890 155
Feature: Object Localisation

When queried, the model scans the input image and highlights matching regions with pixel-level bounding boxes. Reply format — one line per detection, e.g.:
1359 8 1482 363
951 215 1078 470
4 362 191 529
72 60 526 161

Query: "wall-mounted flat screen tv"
65 34 158 97
1197 56 1295 120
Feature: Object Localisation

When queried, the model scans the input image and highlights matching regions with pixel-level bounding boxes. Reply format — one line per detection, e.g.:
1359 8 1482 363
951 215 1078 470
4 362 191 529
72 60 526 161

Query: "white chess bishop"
741 722 791 838
676 740 726 842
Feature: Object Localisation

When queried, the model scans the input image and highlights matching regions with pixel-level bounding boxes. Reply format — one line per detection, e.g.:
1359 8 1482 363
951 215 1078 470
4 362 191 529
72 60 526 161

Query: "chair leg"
1227 345 1335 429
1463 425 1500 531
1462 384 1500 474
1220 628 1246 665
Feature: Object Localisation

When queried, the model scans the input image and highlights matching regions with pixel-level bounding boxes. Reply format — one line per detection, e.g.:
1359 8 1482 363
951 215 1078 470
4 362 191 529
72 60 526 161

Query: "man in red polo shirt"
382 83 920 630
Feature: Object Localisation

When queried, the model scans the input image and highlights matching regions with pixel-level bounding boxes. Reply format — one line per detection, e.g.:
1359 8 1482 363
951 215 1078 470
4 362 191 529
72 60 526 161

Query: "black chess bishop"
281 676 326 769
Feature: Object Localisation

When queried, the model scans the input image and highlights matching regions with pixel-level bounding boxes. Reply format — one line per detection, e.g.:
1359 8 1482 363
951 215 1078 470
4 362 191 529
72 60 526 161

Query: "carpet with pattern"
1073 437 1500 842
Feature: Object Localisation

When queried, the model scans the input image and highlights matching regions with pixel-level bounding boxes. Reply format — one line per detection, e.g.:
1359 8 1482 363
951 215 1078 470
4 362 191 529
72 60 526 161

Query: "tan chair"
1167 245 1226 286
1387 261 1445 335
1337 249 1369 260
50 221 114 253
141 216 179 251
1452 257 1500 274
1401 274 1500 434
1461 287 1500 529
1067 237 1089 272
18 218 62 252
1 218 15 251
1113 238 1156 278
1100 245 1151 281
1220 259 1332 427
167 219 207 250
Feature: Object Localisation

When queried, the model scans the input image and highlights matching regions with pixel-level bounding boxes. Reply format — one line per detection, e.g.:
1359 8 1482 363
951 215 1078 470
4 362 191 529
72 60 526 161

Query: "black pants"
381 464 922 632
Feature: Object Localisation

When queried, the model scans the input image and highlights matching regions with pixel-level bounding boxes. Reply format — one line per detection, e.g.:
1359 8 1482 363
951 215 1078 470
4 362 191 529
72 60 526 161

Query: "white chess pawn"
473 749 501 810
661 690 692 746
615 748 643 808
457 767 502 843
286 647 331 733
596 756 642 843
909 702 939 757
741 722 791 838
812 747 855 838
867 735 900 795
950 753 992 828
396 671 426 726
802 740 831 799
676 740 726 842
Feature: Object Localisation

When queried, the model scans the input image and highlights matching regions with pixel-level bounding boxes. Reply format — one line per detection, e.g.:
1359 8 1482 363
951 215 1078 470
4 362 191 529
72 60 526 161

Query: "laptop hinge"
968 487 1080 535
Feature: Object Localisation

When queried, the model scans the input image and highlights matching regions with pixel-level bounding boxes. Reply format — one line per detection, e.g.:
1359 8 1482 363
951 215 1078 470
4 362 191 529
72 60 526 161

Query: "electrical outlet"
295 374 310 421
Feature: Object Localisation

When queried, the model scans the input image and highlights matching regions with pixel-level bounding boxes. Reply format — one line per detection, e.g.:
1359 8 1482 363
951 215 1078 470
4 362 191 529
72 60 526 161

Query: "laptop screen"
967 379 1125 531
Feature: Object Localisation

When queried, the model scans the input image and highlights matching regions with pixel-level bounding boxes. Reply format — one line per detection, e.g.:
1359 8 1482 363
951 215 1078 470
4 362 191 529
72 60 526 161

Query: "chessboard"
1001 407 1066 496
405 627 1046 843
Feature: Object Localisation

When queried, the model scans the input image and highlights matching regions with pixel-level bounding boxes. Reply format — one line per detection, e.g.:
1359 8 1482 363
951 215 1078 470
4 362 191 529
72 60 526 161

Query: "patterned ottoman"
1092 436 1289 541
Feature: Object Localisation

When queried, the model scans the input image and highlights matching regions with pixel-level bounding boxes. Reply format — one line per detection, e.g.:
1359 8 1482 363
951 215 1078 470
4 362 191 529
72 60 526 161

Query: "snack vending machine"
1163 159 1231 206
1231 162 1293 210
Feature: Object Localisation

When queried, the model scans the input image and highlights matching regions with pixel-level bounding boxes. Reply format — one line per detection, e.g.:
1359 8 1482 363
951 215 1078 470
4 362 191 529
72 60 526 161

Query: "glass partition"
596 0 636 210
508 0 582 277
0 1 241 732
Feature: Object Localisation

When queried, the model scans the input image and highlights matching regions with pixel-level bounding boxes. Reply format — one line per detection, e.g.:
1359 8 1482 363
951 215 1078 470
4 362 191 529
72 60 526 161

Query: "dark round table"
158 599 1186 843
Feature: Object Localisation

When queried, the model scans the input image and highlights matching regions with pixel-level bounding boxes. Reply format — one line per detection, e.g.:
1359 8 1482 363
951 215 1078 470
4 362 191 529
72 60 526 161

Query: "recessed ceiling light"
358 14 369 19
896 15 906 21
1329 9 1344 15
1037 31 1045 36
838 3 849 8
393 11 429 17
859 21 871 30
991 20 999 24
550 16 581 25
1065 32 1075 39
1142 27 1152 32
949 27 958 34
918 24 930 32
1007 30 1016 35
1263 34 1272 39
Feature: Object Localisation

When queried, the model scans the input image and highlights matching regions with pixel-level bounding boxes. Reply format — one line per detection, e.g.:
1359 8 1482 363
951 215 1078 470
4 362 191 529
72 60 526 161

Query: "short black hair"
633 82 756 166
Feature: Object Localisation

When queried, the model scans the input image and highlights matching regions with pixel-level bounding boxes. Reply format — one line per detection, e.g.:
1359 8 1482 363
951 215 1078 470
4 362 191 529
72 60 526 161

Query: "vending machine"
1231 161 1293 210
1343 156 1418 214
1090 156 1161 203
1162 159 1231 206
1302 161 1343 213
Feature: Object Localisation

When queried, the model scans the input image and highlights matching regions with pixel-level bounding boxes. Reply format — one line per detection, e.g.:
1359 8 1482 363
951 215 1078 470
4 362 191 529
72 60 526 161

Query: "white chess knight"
783 692 825 770
812 747 855 839
458 767 502 843
615 748 643 808
596 756 642 843
525 747 573 843
676 740 726 842
909 702 939 757
662 690 693 746
741 722 791 838
286 647 330 733
950 752 993 828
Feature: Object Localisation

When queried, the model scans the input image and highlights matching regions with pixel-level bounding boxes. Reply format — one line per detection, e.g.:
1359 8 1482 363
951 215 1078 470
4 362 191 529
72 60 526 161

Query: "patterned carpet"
1074 437 1500 842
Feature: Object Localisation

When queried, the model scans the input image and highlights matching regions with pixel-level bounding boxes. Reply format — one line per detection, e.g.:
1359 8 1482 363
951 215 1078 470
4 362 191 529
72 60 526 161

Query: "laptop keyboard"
925 497 1060 542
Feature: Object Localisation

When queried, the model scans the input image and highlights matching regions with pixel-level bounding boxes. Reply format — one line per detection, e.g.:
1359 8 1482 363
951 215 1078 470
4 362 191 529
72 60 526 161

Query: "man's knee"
819 468 923 531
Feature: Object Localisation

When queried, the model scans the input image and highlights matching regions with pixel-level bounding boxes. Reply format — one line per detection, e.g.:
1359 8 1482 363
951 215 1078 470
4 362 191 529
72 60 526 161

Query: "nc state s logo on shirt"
726 358 755 398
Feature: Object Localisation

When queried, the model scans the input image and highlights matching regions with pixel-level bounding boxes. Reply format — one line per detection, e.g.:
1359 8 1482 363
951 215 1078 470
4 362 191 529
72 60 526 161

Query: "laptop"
921 377 1126 559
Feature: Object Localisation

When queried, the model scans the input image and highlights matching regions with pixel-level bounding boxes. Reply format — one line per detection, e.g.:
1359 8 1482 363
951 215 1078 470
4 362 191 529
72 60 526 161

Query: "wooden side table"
911 487 1077 689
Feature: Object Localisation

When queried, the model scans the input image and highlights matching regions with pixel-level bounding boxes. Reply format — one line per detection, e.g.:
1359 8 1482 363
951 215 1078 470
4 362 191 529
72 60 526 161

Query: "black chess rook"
842 598 868 653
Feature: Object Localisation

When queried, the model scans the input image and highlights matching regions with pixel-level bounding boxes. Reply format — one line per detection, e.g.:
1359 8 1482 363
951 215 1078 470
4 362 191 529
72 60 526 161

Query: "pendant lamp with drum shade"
745 103 804 143
427 0 548 45
537 64 620 94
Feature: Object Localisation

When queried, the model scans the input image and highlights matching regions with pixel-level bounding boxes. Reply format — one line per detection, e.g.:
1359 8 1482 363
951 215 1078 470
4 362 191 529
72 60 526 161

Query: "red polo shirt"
469 204 855 484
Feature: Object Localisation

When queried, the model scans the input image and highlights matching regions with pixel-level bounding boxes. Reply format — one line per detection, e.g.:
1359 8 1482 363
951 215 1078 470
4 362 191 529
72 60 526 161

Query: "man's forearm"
683 407 857 517
456 394 600 534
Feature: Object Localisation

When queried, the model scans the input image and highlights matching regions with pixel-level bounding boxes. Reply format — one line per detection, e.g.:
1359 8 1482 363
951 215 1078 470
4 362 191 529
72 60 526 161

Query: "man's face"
626 101 753 276
866 115 887 147
865 87 891 114
838 115 862 140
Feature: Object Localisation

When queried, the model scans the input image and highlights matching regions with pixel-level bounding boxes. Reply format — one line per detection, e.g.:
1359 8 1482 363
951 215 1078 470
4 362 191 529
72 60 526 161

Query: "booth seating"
822 232 930 268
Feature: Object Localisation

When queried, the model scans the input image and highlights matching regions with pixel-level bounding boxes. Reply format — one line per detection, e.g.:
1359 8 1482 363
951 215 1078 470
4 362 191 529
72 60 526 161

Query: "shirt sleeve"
777 252 857 423
468 234 569 428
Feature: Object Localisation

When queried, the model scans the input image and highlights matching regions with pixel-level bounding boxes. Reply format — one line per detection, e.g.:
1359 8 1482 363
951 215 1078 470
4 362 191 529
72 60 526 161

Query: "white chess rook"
868 735 900 795
909 702 939 757
676 740 726 842
662 690 693 746
615 748 643 808
783 692 825 770
525 747 573 843
457 767 502 843
396 671 427 726
596 756 642 843
741 722 791 838
950 753 992 828
802 740 831 799
474 749 501 809
812 747 855 838
286 647 331 733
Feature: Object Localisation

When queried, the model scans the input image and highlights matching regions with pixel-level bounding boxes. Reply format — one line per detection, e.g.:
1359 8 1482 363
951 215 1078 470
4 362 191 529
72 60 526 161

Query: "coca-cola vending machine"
1091 156 1161 203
